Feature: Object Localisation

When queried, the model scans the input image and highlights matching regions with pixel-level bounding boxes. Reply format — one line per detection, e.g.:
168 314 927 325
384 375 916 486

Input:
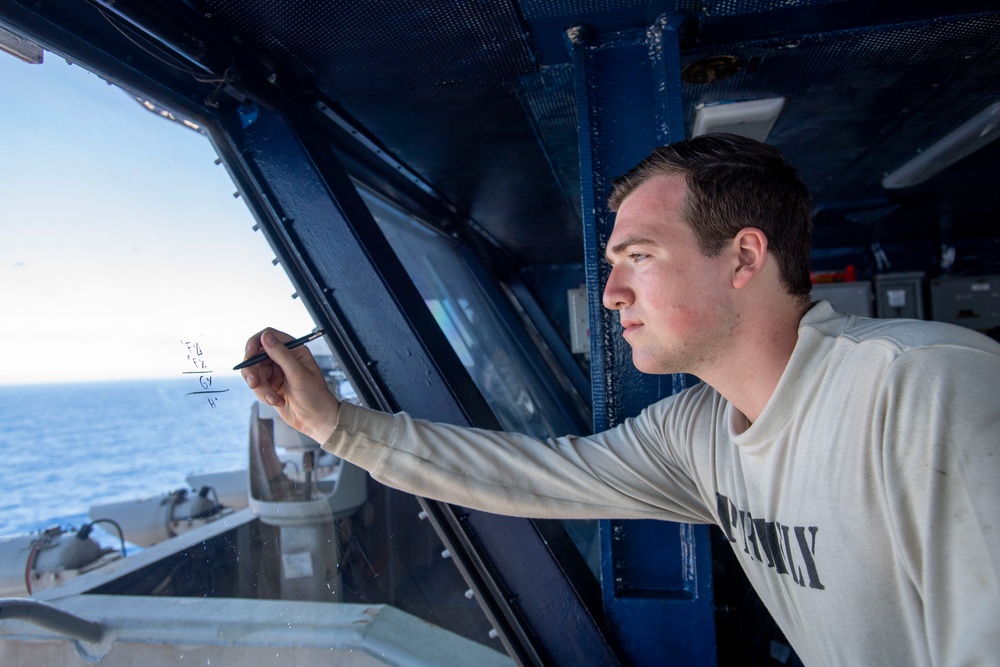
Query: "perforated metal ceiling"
210 0 537 95
196 0 999 269
681 13 1000 200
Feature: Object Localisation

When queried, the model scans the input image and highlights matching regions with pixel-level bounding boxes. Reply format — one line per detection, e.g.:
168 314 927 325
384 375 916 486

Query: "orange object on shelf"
810 264 856 284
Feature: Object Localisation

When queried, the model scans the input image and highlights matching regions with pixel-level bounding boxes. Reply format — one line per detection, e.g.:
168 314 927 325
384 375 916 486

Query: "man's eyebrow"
606 235 658 260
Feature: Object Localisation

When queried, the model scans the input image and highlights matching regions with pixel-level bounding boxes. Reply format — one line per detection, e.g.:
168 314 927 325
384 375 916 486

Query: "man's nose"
602 266 632 310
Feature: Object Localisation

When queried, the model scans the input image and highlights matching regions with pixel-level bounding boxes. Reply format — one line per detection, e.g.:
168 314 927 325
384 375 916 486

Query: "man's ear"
732 228 767 289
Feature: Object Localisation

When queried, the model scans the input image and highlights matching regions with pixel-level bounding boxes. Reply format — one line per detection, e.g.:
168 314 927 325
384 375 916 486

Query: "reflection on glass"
361 190 602 577
364 192 568 439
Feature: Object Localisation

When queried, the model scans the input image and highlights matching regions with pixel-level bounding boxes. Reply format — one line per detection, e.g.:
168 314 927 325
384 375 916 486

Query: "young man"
242 134 1000 666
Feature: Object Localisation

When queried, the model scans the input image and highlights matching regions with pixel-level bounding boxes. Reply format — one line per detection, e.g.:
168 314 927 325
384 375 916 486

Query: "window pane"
363 192 573 439
361 190 602 577
0 55 507 661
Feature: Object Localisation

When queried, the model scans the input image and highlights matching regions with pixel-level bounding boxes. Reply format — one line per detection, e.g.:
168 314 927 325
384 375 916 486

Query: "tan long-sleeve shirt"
324 302 1000 666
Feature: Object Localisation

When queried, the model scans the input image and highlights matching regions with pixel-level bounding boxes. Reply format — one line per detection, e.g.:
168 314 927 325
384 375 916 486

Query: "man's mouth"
620 318 642 336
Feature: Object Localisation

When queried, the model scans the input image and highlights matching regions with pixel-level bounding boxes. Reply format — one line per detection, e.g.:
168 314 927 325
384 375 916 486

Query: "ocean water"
0 377 258 538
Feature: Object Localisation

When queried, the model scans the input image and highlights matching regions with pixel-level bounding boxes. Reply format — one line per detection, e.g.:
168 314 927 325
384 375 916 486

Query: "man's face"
603 175 738 376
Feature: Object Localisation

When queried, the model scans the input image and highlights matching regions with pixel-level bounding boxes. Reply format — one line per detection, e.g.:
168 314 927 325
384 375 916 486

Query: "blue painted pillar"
568 14 717 666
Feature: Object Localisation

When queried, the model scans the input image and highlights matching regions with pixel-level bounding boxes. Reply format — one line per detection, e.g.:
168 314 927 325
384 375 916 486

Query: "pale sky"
0 51 316 384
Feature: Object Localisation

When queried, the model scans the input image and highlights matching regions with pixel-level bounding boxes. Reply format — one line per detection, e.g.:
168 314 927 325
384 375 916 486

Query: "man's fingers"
242 328 274 360
260 328 299 369
240 327 289 384
240 326 339 441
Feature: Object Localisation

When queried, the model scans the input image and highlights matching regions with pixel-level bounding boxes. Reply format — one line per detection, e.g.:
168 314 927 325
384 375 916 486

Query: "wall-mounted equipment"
930 275 1000 332
874 272 925 320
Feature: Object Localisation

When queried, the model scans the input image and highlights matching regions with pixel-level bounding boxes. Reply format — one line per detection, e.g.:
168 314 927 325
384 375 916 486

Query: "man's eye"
631 253 648 262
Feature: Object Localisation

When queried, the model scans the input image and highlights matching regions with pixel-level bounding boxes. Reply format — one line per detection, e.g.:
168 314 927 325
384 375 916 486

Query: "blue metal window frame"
209 100 623 666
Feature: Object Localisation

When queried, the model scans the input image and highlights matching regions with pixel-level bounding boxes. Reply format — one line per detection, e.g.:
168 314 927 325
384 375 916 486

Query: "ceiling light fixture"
883 101 1000 189
692 97 786 142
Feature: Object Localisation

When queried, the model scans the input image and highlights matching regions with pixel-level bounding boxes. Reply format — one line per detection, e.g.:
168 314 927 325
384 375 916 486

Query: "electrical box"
874 272 924 320
811 281 873 317
930 275 1000 332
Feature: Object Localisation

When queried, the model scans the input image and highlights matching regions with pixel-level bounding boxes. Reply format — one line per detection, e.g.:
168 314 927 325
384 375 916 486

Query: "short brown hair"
608 133 813 299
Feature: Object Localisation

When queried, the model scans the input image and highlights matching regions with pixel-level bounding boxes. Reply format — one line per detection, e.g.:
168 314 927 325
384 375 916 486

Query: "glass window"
362 192 573 439
361 190 602 576
0 56 312 534
0 54 508 662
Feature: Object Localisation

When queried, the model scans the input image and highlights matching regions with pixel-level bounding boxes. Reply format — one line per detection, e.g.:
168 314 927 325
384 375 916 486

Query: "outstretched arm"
240 328 341 443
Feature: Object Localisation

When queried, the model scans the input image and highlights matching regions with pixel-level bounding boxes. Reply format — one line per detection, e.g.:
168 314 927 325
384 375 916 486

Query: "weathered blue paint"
570 14 718 666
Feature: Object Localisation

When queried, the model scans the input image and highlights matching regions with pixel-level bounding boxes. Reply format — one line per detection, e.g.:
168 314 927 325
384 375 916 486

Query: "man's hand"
240 328 341 444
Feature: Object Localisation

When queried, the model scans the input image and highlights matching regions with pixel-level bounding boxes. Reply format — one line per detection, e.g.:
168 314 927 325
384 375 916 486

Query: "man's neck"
700 297 809 425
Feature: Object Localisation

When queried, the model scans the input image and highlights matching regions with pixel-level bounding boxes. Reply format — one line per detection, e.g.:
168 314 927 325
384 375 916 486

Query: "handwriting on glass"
181 339 229 408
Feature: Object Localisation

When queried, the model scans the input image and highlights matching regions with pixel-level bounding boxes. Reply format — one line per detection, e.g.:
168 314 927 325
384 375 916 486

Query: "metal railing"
0 598 104 644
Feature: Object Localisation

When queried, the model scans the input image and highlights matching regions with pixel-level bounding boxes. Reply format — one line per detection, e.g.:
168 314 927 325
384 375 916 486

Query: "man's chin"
629 350 683 376
629 353 663 375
